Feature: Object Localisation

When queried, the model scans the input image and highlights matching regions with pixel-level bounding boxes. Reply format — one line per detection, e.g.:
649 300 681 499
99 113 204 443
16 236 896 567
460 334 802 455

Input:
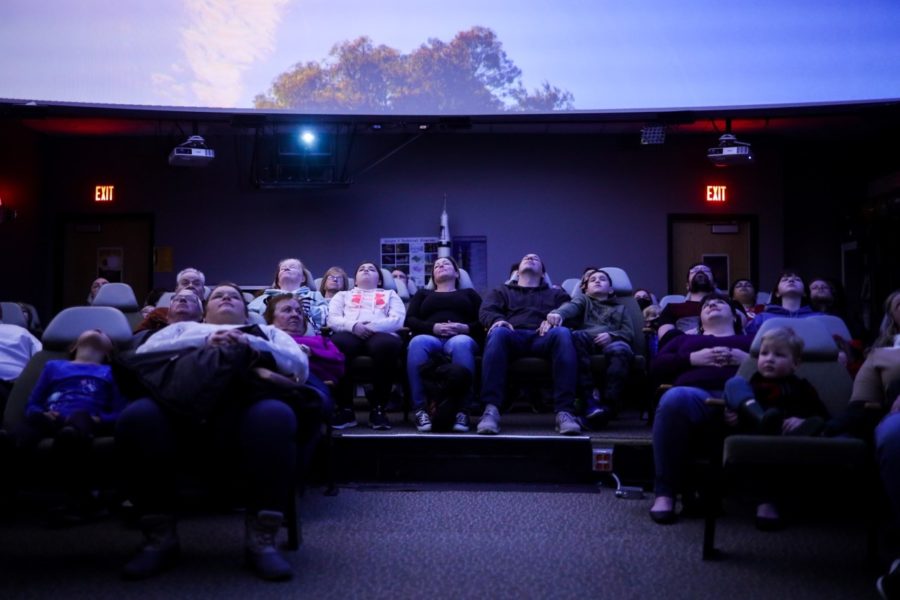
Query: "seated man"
130 288 204 348
657 263 717 347
135 267 206 331
0 303 43 416
477 253 580 435
547 268 634 427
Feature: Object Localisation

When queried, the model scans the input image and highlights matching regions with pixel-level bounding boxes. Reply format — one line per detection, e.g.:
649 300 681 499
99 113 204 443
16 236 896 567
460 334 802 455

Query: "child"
16 329 125 525
724 326 828 437
546 269 634 428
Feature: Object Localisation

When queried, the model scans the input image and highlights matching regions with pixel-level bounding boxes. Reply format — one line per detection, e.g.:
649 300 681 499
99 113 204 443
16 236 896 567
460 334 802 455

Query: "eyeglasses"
178 278 204 287
809 283 832 291
326 275 344 281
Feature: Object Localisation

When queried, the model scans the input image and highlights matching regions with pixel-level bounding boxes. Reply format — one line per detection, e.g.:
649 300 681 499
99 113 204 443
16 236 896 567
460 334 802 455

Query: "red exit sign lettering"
706 185 727 203
95 185 115 202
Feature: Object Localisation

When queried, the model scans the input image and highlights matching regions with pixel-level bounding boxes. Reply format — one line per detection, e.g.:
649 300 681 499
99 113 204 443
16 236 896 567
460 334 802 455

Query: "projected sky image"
1 0 899 114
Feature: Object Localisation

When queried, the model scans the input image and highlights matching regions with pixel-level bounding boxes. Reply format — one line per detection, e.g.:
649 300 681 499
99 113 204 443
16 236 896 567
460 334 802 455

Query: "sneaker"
878 558 900 600
122 514 180 580
584 406 611 430
414 410 433 433
453 412 470 433
244 510 293 581
331 408 357 430
368 407 392 430
556 411 582 435
477 404 501 435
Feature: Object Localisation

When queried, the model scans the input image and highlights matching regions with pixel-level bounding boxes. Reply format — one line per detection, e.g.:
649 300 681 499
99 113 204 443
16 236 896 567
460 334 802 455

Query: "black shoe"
414 410 432 433
452 412 470 433
331 408 357 430
368 407 392 430
122 515 180 580
584 406 611 430
649 509 676 525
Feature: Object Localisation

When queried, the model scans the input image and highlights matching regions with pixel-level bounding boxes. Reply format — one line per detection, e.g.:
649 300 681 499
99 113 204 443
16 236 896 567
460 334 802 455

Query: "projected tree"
254 27 574 113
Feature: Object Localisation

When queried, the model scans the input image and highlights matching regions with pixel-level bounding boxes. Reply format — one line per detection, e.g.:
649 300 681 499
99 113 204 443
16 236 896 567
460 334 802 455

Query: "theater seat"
2 307 134 489
659 294 685 309
560 278 579 297
0 302 28 328
702 317 873 561
91 282 143 329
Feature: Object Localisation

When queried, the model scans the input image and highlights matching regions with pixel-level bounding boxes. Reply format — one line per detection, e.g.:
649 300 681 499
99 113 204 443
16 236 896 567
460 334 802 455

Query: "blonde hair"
759 326 804 362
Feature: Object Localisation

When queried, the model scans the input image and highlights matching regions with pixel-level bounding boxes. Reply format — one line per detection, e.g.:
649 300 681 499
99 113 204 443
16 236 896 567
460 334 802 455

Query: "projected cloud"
157 0 290 107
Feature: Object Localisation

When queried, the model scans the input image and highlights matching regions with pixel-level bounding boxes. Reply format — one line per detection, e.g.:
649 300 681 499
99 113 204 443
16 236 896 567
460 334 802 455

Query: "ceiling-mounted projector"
168 135 215 167
707 133 753 167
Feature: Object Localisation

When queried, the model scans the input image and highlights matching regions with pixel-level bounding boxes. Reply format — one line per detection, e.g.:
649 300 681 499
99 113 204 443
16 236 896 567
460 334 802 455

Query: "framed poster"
380 237 439 288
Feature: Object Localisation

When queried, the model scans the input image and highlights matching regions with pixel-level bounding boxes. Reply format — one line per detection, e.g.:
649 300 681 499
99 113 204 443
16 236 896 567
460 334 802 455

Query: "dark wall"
32 129 786 307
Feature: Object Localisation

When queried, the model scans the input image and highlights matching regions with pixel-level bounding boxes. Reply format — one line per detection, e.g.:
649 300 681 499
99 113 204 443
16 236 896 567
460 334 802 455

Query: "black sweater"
479 282 571 331
405 288 484 344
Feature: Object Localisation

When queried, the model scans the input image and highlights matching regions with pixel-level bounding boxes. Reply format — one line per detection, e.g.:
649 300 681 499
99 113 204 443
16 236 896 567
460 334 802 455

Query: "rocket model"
438 196 451 258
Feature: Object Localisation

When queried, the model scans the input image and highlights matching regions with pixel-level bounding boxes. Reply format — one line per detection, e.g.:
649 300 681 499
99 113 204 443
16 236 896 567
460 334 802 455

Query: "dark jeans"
115 398 297 515
876 412 900 522
571 332 633 408
14 410 110 495
330 331 404 410
0 379 13 420
479 327 577 413
652 386 723 498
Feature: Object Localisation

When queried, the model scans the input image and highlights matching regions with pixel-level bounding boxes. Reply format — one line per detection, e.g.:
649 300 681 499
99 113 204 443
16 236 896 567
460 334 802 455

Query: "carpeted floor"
0 483 882 599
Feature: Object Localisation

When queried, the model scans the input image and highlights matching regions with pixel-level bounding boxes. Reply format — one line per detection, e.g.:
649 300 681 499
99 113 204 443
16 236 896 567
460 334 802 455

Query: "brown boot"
244 510 293 581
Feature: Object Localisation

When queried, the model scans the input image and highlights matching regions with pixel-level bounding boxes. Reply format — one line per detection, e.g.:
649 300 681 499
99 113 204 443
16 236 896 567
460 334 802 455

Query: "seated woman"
405 257 482 433
745 270 824 336
327 262 406 431
317 266 350 320
248 258 326 332
825 290 900 596
730 278 765 321
263 293 337 402
117 283 307 582
649 293 751 525
546 268 634 428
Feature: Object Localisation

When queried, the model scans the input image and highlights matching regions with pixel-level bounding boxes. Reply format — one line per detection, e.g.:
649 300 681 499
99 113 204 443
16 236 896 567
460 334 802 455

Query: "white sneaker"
556 411 582 435
414 410 432 433
477 404 501 435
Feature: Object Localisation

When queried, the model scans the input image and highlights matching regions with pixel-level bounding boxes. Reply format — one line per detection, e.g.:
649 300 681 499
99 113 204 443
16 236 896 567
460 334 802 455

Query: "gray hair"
176 267 206 286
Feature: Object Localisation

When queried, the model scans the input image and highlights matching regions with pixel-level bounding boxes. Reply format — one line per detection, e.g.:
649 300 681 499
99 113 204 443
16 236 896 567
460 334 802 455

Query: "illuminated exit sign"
95 185 115 202
706 185 727 203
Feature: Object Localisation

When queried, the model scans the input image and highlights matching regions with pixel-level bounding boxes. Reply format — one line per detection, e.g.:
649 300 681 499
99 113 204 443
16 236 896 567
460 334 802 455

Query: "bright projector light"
300 131 316 146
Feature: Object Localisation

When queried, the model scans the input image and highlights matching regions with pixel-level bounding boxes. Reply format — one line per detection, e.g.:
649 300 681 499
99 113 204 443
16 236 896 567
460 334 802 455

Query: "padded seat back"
659 294 685 309
560 278 579 297
810 314 852 341
91 282 139 311
3 306 133 430
0 302 27 327
737 317 851 416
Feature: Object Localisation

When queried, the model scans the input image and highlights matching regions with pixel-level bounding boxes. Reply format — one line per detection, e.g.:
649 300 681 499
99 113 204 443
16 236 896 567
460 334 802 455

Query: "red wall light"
94 185 115 203
706 185 727 203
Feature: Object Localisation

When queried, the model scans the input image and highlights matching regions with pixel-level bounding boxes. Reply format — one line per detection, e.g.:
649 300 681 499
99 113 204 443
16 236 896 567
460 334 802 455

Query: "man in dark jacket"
477 254 580 435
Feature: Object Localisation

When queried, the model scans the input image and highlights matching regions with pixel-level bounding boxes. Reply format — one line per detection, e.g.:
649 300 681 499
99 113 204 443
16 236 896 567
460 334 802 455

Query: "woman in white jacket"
327 262 406 430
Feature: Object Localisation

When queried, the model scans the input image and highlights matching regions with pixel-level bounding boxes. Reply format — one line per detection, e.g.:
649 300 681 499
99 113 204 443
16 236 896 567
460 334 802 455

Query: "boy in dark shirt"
724 326 828 436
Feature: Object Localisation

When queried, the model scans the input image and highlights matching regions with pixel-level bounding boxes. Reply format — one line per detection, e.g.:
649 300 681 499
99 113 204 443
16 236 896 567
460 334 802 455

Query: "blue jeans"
876 412 900 520
652 386 723 497
479 327 577 413
571 332 633 408
406 334 479 411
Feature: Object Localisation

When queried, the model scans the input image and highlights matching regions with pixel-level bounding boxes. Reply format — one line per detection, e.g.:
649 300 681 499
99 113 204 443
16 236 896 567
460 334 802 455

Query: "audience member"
405 257 482 433
477 253 580 436
730 278 765 320
547 268 634 428
649 293 751 524
13 329 124 525
327 262 406 431
657 263 717 346
722 326 828 529
117 283 307 581
392 269 410 294
319 266 349 301
0 303 42 415
634 288 655 311
86 277 109 305
745 270 823 336
131 289 204 346
263 293 335 401
134 267 206 331
248 258 326 332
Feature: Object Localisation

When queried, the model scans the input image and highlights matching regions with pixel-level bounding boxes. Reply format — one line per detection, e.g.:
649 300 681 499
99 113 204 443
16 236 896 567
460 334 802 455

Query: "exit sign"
706 185 727 203
95 185 115 202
